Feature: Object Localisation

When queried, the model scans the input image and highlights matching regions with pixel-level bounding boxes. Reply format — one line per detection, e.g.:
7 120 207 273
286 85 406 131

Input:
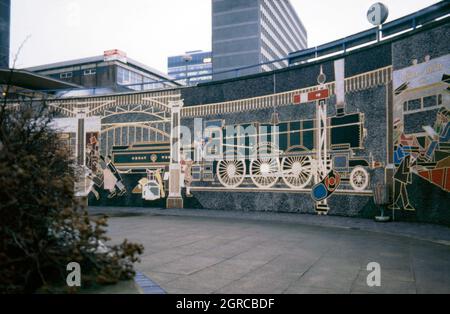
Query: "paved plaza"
100 208 450 294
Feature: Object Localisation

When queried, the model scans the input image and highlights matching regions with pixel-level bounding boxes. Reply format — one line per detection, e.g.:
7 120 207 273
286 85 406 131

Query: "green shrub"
0 94 143 293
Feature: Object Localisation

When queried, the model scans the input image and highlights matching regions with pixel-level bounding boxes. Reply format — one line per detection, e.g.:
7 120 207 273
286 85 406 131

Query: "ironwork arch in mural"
101 103 171 123
45 91 180 200
96 99 173 157
47 91 180 118
100 122 170 157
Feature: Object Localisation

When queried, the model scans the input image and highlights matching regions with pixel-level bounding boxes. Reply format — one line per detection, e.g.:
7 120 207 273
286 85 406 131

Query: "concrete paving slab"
152 255 224 275
91 206 450 245
142 271 181 285
100 211 450 294
215 273 297 294
163 274 234 293
351 278 417 294
283 285 341 294
293 266 359 292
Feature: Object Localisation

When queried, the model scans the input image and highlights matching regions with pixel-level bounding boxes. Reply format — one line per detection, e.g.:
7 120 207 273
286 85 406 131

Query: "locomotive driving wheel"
349 166 369 191
250 157 280 188
216 159 246 188
281 155 313 189
249 143 281 189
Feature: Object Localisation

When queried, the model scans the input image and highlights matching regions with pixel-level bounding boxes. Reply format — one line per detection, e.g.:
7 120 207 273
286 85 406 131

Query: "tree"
0 77 143 293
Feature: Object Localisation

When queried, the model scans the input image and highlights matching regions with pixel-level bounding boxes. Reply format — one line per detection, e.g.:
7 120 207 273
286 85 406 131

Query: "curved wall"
50 18 449 225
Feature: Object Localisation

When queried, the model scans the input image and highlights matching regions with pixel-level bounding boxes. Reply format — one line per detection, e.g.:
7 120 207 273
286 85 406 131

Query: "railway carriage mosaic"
392 54 450 213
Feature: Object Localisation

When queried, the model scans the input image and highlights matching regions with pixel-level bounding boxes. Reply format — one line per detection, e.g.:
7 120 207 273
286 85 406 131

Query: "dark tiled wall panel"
392 23 450 70
181 61 336 106
345 43 392 77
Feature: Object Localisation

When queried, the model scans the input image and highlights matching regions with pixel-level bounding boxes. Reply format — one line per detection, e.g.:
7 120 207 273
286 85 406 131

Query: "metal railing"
288 1 449 64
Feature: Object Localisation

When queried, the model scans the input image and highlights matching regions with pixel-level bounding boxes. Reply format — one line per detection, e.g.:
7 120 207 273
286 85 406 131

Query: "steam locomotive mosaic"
108 110 378 193
196 112 376 191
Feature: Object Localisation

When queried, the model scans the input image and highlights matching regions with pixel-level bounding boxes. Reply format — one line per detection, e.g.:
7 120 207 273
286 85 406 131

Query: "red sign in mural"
307 89 329 101
293 89 330 104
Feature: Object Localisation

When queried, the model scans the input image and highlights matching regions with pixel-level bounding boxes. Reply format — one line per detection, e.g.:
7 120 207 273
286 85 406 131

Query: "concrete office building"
212 0 307 80
0 0 10 68
168 50 212 85
26 50 180 94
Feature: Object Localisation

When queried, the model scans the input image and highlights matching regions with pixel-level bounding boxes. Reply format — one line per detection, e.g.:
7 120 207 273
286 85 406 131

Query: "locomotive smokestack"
334 59 346 116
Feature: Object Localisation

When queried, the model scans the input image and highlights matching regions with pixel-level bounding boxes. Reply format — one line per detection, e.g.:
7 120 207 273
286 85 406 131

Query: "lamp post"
182 54 192 86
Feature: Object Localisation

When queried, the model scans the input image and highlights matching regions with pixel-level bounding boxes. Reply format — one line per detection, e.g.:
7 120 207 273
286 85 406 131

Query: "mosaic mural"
43 20 449 225
50 63 387 214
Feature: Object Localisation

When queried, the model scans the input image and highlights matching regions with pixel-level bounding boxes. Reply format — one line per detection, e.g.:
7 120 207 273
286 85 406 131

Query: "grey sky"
10 0 440 72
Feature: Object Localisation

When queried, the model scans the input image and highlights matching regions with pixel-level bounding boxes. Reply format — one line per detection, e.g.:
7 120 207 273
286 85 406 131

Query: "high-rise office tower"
168 50 213 85
212 0 307 80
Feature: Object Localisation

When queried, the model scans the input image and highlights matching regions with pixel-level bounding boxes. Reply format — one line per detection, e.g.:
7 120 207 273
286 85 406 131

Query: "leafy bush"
0 94 143 293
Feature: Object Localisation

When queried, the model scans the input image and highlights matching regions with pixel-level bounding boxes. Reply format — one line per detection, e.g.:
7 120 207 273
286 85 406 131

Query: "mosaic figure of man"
181 158 194 197
435 107 449 143
100 155 127 198
86 133 99 172
391 154 415 211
